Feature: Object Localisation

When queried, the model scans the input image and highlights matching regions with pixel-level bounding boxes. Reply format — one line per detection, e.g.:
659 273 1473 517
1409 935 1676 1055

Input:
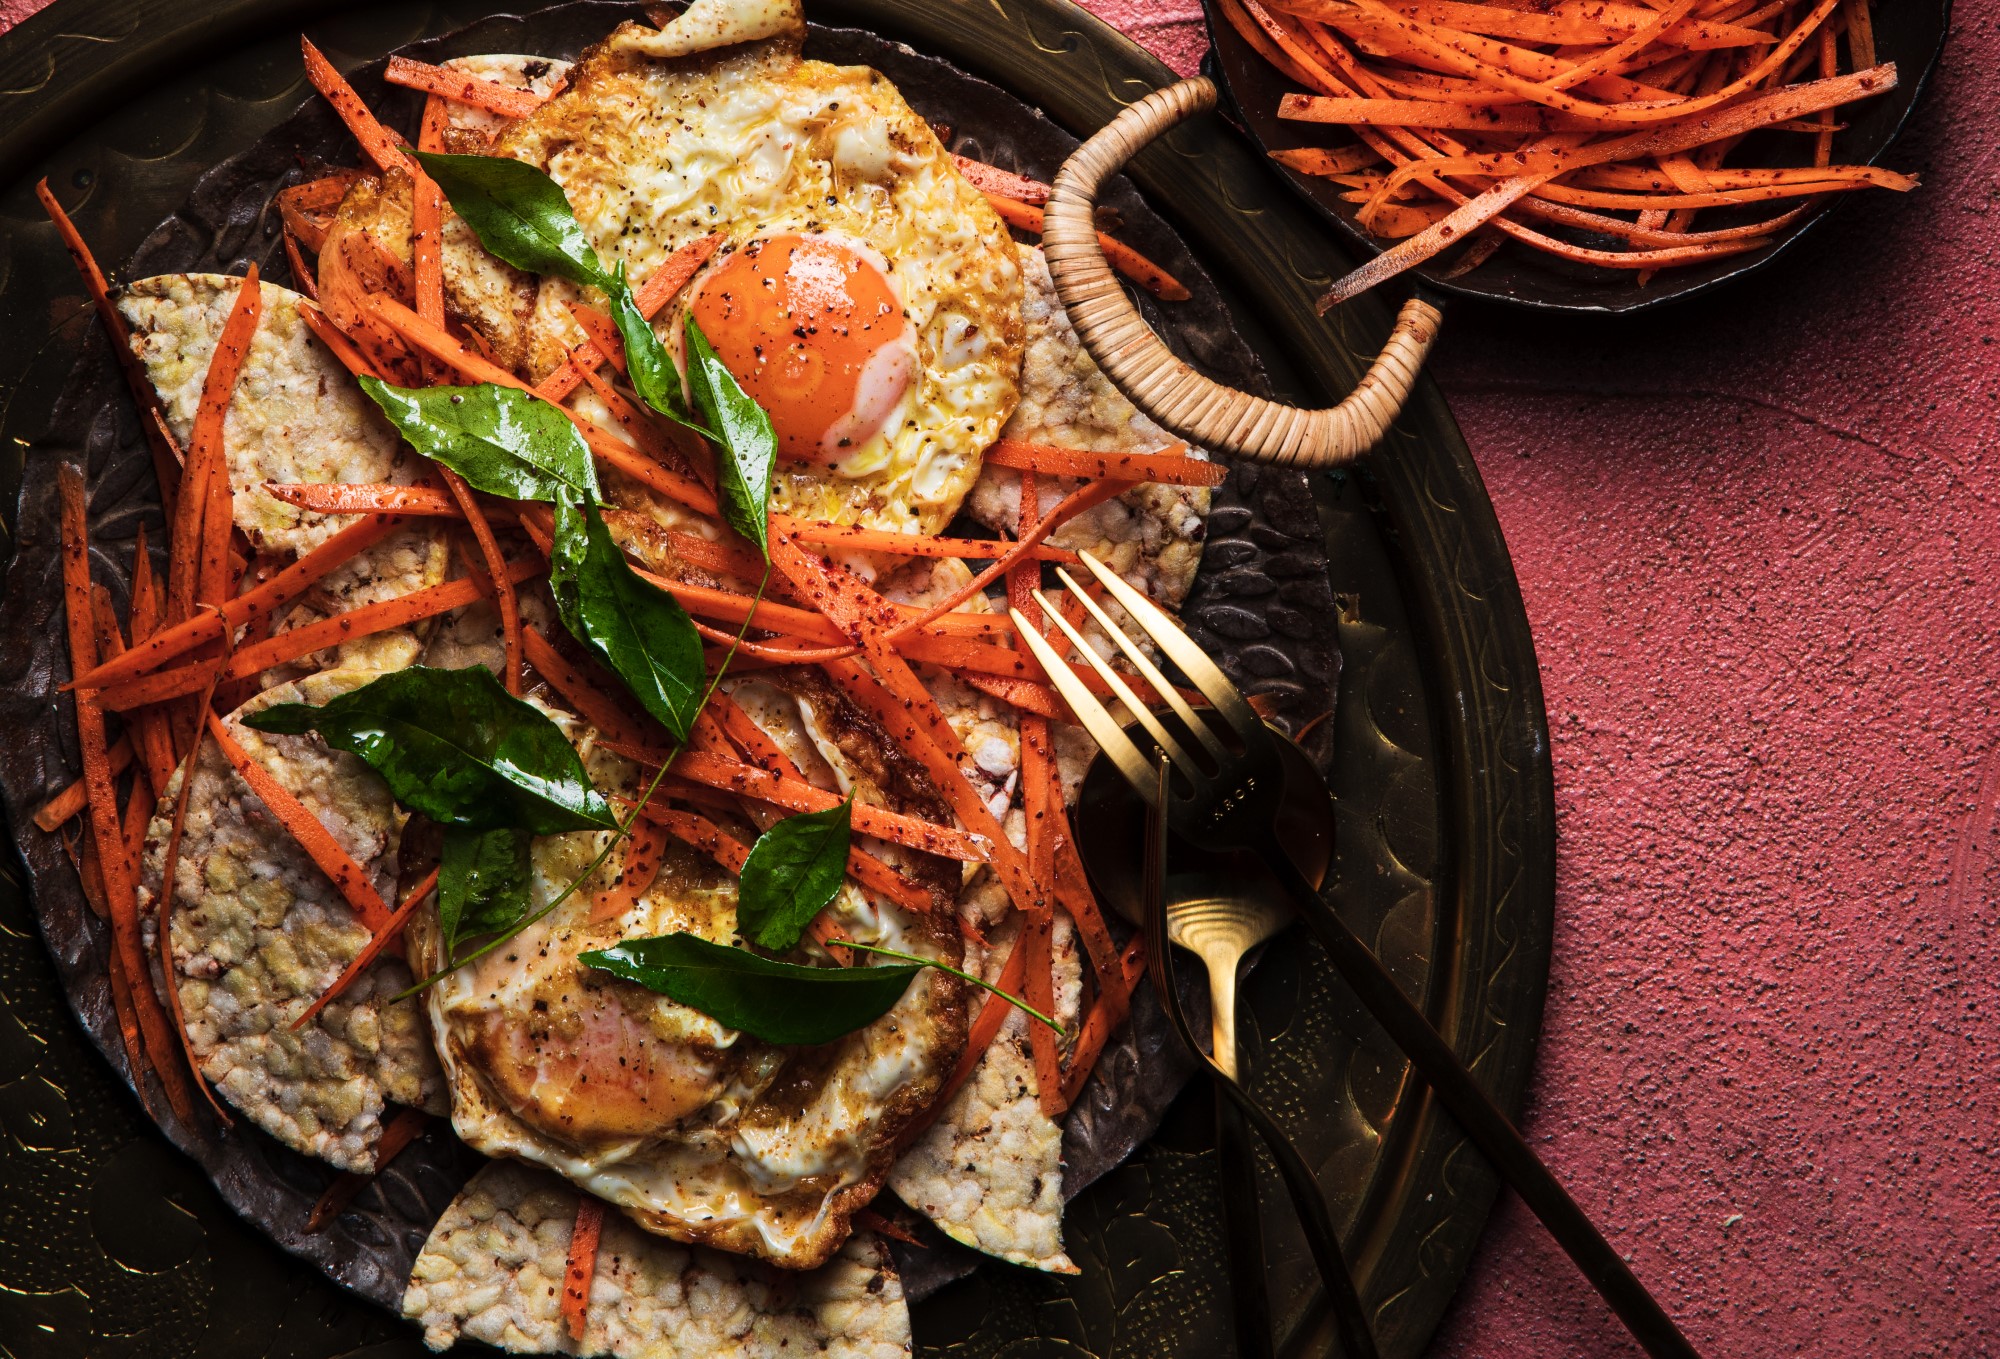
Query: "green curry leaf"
244 665 615 833
683 314 777 557
358 377 599 504
578 933 921 1045
736 801 851 952
438 826 533 955
412 150 609 291
549 495 706 741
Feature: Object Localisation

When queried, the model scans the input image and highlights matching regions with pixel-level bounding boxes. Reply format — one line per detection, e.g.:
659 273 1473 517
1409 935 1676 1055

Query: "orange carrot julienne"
102 559 540 712
562 1196 605 1341
264 481 462 516
34 736 132 832
296 299 383 379
534 234 725 403
205 710 397 935
939 931 1030 1103
708 691 801 778
386 55 550 119
638 805 752 875
442 467 522 694
1061 933 1146 1105
568 303 626 374
591 819 671 923
283 233 320 299
305 1106 430 1231
982 193 1191 301
785 519 1079 563
666 750 987 863
188 266 263 612
35 179 186 524
983 438 1223 487
58 465 199 1127
292 868 439 1032
959 673 1068 721
1022 906 1065 1114
952 154 1051 204
300 37 418 177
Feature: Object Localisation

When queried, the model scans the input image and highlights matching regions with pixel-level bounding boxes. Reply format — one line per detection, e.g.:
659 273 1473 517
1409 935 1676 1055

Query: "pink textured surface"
3 0 1993 1354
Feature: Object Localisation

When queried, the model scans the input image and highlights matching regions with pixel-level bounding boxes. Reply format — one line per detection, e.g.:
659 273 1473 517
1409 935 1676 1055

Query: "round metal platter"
0 3 1555 1357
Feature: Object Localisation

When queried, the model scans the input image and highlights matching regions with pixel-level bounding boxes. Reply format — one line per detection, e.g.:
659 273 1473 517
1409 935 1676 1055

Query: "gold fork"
1012 551 1703 1359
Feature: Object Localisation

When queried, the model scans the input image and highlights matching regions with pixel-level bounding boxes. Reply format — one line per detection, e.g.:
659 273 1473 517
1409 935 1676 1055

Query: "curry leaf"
549 495 706 740
605 265 689 422
412 150 609 291
684 314 777 557
244 665 615 833
736 801 852 952
578 933 921 1045
358 377 599 504
439 826 533 954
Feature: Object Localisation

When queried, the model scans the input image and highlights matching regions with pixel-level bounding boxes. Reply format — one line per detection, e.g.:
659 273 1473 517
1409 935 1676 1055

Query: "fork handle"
1253 834 1704 1359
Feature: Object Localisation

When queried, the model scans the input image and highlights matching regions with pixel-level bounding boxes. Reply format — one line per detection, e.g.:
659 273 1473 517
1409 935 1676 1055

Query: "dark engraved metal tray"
0 2 1555 1357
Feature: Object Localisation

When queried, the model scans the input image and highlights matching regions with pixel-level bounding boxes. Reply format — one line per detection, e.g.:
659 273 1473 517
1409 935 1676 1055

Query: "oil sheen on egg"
416 693 969 1270
468 23 1026 538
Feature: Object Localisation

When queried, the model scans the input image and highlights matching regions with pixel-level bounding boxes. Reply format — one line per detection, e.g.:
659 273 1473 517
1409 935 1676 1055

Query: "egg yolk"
689 233 915 465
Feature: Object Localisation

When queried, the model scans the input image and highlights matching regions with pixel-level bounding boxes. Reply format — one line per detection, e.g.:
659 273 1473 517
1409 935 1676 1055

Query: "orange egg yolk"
688 233 915 465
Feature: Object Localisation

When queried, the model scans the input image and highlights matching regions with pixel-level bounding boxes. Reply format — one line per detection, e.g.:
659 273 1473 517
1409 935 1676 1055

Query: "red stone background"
4 1 1995 1355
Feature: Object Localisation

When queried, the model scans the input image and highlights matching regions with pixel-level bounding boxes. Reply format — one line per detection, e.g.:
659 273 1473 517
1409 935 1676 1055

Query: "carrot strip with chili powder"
953 154 1051 203
205 711 397 935
34 737 132 832
35 179 186 525
640 806 752 874
590 819 671 923
568 303 627 373
300 37 419 177
297 299 385 379
982 193 1191 302
283 233 320 300
58 466 199 1126
667 750 987 863
938 931 1031 1104
305 1106 431 1231
71 514 405 691
103 944 152 1117
102 559 540 712
291 868 440 1032
562 1196 606 1341
983 438 1223 487
959 673 1068 721
534 234 725 404
385 55 550 119
185 266 264 611
1021 907 1065 1114
1061 933 1146 1105
264 481 462 516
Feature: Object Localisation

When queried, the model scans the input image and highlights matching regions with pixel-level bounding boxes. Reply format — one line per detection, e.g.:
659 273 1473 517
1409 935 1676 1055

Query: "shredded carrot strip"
959 673 1068 721
300 37 418 176
263 481 461 516
71 514 404 691
34 736 131 832
938 932 1031 1103
953 154 1051 203
520 626 663 750
562 1196 606 1341
305 1106 430 1231
292 869 439 1032
102 559 539 712
1022 907 1065 1114
58 466 199 1126
591 819 671 923
283 232 320 299
35 179 186 522
1061 934 1146 1105
185 266 263 612
983 193 1191 301
984 438 1222 487
667 750 987 863
205 711 397 934
534 234 725 404
386 55 550 119
568 303 627 374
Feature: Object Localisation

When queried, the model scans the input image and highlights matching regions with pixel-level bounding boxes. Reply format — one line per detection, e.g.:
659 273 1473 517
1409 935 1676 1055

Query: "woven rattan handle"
1041 78 1443 468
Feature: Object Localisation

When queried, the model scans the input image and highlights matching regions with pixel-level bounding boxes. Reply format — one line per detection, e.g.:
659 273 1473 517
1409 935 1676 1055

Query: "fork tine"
1029 591 1205 782
1054 567 1229 763
1009 608 1162 804
1071 551 1264 744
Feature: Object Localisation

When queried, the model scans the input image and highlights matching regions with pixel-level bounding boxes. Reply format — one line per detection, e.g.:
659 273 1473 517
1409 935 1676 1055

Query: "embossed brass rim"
0 3 1556 1357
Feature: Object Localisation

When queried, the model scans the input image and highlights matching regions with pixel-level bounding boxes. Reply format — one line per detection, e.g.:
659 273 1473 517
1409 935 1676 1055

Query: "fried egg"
444 0 1025 537
416 679 969 1269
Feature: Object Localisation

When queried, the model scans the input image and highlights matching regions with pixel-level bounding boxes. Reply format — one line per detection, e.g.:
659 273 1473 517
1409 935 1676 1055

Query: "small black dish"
1200 0 1952 315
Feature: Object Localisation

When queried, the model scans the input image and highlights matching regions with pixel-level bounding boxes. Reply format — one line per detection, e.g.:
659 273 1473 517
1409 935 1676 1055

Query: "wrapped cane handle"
1040 77 1443 468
